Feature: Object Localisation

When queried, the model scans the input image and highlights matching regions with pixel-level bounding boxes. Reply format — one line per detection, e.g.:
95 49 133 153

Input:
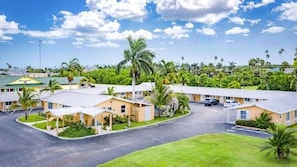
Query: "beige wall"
236 106 297 125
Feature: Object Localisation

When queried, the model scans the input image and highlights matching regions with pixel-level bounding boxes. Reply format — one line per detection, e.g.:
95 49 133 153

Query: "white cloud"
0 15 19 41
184 23 194 29
196 27 216 36
163 25 190 39
229 16 246 25
272 2 297 21
262 26 285 33
243 0 275 10
225 39 234 43
86 0 147 22
247 19 261 25
225 27 249 36
153 0 243 25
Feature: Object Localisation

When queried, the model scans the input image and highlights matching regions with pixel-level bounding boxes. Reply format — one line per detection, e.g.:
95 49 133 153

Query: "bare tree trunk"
25 110 28 120
132 73 136 101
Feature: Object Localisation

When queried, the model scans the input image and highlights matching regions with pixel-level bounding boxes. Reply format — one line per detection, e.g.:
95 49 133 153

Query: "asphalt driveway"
0 103 269 167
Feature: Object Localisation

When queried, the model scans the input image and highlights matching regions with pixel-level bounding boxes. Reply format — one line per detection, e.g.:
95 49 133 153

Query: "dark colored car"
204 98 219 106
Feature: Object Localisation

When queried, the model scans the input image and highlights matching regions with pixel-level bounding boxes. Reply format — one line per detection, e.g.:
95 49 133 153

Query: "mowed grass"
17 114 46 122
99 134 297 167
112 111 189 130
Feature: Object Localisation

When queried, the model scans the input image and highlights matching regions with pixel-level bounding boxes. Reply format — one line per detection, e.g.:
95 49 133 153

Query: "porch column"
94 116 98 134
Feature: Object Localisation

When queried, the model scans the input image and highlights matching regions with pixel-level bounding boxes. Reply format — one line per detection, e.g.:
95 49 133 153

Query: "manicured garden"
17 113 46 122
98 133 297 167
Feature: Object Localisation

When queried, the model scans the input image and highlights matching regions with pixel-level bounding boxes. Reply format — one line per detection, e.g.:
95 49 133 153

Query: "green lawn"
32 121 65 130
17 114 46 122
99 133 297 167
112 111 189 130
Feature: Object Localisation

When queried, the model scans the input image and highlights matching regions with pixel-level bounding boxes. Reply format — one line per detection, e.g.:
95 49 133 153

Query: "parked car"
204 98 219 106
224 100 240 108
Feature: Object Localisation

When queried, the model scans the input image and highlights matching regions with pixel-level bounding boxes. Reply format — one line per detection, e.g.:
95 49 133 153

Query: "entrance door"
145 107 151 121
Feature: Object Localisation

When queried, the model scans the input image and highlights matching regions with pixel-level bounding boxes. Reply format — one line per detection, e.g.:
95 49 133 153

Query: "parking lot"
0 102 267 167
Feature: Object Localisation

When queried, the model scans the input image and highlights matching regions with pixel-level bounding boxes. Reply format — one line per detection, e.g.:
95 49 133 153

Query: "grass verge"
98 133 297 167
112 111 189 130
17 114 46 122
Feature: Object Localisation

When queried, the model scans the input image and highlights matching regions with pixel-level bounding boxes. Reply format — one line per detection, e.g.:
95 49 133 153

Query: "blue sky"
0 0 297 68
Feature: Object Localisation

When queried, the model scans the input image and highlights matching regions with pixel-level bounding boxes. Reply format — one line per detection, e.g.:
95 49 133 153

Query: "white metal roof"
47 106 113 117
41 91 113 107
232 94 297 114
170 85 296 100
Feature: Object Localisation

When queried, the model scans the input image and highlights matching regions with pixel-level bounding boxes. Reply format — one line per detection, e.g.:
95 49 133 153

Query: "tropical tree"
261 124 297 160
261 71 273 90
10 87 38 120
40 79 62 94
289 68 297 91
177 93 190 114
254 112 272 129
61 58 83 91
265 50 270 68
116 35 155 101
228 81 241 88
216 71 225 88
279 48 285 63
147 77 173 117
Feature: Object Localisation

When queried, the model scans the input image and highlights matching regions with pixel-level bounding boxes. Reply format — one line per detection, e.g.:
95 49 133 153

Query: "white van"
224 100 240 108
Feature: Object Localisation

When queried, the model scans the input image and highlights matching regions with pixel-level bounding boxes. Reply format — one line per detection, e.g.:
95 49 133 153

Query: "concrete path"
0 103 270 167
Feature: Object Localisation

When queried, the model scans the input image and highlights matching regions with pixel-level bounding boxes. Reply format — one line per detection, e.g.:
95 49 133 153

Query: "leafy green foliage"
177 93 190 114
58 122 95 138
254 112 273 129
261 124 297 160
17 113 46 122
235 120 255 127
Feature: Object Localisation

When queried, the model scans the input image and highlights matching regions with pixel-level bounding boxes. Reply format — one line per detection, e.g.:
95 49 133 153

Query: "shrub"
58 122 95 138
254 112 273 129
236 120 255 127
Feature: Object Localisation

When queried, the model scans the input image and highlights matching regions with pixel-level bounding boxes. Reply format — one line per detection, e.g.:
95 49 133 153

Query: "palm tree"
289 68 297 91
214 56 218 66
177 94 190 114
217 71 225 88
61 58 82 91
261 124 297 160
261 71 273 90
40 79 62 94
279 48 285 63
265 50 270 68
116 35 155 101
147 77 173 117
10 87 38 120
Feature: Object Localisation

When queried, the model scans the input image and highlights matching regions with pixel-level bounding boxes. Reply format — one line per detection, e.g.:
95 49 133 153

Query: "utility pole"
39 40 42 67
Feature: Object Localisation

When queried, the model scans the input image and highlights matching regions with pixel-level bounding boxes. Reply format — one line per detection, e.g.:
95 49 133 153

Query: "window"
295 110 297 119
244 98 250 102
62 105 70 108
48 102 53 109
108 107 112 110
5 101 12 106
121 105 126 113
226 96 231 100
286 112 290 121
240 110 247 120
205 95 210 98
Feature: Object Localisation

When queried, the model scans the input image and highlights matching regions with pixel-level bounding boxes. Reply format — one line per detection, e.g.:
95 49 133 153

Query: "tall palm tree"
148 77 173 117
40 79 62 94
261 71 273 90
261 124 297 160
279 48 285 63
116 35 155 101
265 50 270 68
61 58 82 91
214 56 218 66
10 87 38 120
217 71 225 88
